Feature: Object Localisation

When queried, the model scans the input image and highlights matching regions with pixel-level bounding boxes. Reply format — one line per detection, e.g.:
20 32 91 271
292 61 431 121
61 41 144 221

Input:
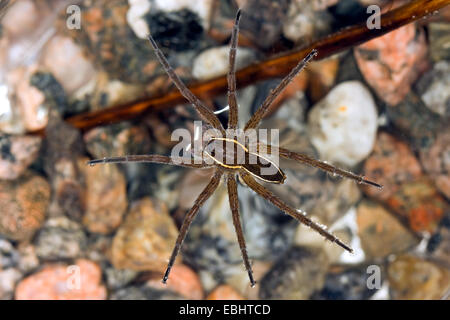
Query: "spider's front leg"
240 170 353 253
257 143 383 189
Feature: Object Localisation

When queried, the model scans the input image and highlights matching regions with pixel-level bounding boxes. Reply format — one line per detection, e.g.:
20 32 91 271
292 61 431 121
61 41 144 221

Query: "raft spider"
88 9 382 287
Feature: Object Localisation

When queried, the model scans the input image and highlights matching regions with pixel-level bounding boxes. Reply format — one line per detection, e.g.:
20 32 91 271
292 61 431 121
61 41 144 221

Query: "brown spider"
88 10 382 287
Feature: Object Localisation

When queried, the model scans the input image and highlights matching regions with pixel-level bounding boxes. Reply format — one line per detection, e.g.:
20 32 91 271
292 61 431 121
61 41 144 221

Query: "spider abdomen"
204 137 286 184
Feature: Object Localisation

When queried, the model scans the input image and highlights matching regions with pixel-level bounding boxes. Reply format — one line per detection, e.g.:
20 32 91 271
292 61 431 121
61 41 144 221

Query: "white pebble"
421 61 450 117
192 46 255 81
41 36 97 96
127 0 151 39
308 81 378 167
154 0 214 28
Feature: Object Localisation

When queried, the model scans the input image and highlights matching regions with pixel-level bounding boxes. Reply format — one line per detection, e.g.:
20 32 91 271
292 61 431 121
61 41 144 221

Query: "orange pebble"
206 285 245 300
146 264 204 300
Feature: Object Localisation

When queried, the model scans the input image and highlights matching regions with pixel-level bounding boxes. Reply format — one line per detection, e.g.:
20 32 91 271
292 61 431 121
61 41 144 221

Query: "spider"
88 10 382 287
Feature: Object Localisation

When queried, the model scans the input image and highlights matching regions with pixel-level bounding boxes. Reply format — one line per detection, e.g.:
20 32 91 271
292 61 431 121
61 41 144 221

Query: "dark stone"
0 135 14 162
239 0 290 49
110 286 183 300
29 72 70 115
259 246 329 300
312 266 381 300
145 9 204 52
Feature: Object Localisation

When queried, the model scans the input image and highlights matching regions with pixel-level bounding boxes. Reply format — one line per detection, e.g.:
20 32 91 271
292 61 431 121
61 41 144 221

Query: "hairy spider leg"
258 143 383 189
147 35 226 135
227 173 256 287
227 9 241 129
240 170 353 253
163 169 223 284
244 49 317 131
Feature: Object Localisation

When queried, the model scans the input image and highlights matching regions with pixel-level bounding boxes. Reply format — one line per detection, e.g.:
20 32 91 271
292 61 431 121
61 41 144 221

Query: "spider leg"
147 35 225 135
87 154 211 169
227 173 256 287
244 49 317 131
240 170 353 253
163 169 223 284
227 9 242 130
259 143 383 189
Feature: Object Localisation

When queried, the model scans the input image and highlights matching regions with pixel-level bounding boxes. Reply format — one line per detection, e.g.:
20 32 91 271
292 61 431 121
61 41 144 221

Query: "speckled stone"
80 157 128 234
206 284 244 300
238 0 290 49
105 267 139 290
354 24 428 106
283 0 333 44
415 61 450 117
386 92 444 152
110 286 183 300
0 268 22 300
0 172 50 241
61 0 164 85
420 127 450 199
259 246 329 300
427 215 450 266
35 217 87 261
0 236 18 270
15 259 107 300
0 134 41 180
312 265 383 300
41 35 97 96
386 179 447 233
428 22 450 62
111 197 178 272
363 132 423 202
84 122 151 160
356 200 418 259
388 255 450 300
145 264 204 300
43 112 85 222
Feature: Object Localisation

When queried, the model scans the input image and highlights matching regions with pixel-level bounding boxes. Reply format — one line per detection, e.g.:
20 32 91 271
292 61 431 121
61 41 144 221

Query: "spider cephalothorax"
88 10 382 287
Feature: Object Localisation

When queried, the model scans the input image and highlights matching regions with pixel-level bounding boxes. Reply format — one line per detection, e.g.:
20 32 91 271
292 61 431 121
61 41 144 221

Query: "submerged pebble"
363 132 423 201
111 197 178 272
312 265 382 300
192 46 255 81
388 255 450 300
308 81 378 167
206 284 244 300
282 0 333 43
420 128 450 199
416 60 450 117
259 246 329 300
354 24 428 106
145 264 204 300
0 172 50 241
0 134 41 180
15 259 107 300
35 217 87 261
79 157 128 234
356 200 418 259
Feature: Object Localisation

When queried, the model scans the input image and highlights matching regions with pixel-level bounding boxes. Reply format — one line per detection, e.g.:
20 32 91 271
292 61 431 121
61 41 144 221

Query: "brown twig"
32 0 450 134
